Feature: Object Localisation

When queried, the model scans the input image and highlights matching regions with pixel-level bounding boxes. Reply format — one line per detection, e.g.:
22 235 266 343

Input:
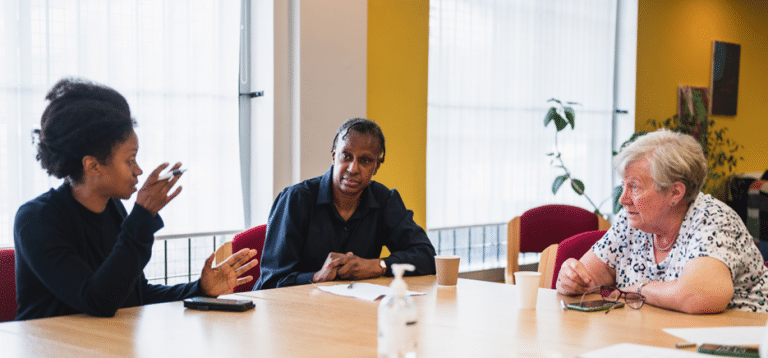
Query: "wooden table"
0 276 765 357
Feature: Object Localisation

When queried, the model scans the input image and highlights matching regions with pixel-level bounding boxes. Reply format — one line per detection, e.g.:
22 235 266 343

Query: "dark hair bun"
34 78 136 182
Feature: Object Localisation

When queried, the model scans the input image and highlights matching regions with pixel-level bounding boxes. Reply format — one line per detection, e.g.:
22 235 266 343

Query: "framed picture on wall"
710 41 740 116
678 86 709 145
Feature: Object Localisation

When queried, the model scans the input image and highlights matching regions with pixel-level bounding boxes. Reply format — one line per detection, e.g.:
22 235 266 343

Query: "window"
427 0 636 230
0 0 243 248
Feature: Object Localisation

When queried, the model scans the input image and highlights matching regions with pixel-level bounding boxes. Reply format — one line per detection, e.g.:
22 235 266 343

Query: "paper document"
316 282 425 301
663 326 764 346
579 343 703 358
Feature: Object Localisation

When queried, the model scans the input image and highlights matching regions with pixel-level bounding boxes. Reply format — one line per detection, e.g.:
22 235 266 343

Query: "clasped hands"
313 252 384 283
199 248 259 296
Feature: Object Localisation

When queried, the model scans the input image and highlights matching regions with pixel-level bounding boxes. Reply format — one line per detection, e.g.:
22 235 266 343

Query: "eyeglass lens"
601 287 644 309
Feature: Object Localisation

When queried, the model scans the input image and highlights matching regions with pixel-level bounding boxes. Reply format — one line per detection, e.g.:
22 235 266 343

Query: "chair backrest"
505 204 610 284
214 242 233 266
549 230 607 289
0 248 17 322
537 243 559 289
231 224 267 293
520 205 600 252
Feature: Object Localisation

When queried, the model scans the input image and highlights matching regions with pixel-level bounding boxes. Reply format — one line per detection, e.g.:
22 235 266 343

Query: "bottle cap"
390 263 415 297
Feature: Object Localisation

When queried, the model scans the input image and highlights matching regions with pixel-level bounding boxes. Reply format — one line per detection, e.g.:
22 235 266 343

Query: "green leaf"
554 116 568 131
546 152 555 156
544 107 559 127
571 179 585 195
612 184 623 214
617 131 648 153
564 107 576 129
552 175 567 194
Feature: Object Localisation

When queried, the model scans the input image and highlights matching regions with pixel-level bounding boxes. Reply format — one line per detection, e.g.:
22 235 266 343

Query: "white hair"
614 129 707 204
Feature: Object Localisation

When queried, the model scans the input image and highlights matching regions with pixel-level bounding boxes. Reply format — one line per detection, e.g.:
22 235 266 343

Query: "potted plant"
544 95 743 216
543 99 613 217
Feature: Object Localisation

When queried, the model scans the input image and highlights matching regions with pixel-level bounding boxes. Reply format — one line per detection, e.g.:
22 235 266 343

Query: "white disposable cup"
435 255 460 286
514 271 542 309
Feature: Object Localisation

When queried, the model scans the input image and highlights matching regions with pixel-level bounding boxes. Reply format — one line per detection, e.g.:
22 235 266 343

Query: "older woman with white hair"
556 129 768 313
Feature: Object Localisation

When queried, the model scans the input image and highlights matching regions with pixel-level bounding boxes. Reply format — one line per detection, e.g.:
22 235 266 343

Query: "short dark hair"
330 118 386 163
34 78 137 183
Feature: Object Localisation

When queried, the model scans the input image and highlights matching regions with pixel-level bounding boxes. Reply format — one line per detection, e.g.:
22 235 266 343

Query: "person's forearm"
636 257 734 314
143 280 201 304
385 245 436 275
82 206 160 315
256 269 310 289
631 280 731 314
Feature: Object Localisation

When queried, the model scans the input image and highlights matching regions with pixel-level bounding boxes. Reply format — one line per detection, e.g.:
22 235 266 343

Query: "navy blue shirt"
14 183 201 320
254 167 436 289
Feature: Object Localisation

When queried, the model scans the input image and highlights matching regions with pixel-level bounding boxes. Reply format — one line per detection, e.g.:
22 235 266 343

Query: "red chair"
231 225 266 292
506 205 610 284
548 230 607 289
0 248 16 322
215 225 267 293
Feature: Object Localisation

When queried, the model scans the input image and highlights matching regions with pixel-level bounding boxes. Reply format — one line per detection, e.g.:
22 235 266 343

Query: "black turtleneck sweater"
14 182 201 320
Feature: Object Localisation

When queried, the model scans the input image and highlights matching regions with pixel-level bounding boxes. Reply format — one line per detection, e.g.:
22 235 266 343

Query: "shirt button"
344 226 349 232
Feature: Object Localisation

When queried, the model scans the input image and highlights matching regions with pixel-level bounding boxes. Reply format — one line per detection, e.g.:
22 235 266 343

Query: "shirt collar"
317 166 380 213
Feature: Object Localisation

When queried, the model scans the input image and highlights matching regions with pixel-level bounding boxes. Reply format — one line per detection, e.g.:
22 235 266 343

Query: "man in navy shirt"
255 118 436 289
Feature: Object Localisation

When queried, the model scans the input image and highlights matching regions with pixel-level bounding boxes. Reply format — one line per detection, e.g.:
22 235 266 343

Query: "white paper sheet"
578 343 703 358
663 326 764 346
316 282 425 301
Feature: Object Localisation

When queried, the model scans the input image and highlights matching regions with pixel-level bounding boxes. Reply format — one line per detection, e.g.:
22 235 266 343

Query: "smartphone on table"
566 299 624 312
183 297 255 312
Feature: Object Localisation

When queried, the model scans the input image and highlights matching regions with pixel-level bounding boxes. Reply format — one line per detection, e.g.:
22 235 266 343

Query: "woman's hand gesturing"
136 162 184 216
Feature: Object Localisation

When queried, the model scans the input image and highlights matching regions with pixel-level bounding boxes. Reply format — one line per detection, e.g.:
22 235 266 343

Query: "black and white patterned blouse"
593 192 768 312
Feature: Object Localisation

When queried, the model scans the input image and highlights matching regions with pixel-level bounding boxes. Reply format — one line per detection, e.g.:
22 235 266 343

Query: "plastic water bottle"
377 263 417 358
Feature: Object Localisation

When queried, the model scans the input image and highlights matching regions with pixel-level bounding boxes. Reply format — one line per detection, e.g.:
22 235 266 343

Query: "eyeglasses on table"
578 285 646 314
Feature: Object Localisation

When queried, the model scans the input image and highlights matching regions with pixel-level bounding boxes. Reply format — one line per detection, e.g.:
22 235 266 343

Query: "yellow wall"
367 1 430 227
367 0 768 229
637 0 768 174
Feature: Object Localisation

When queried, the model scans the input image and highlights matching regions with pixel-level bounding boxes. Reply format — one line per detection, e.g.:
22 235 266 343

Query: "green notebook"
698 344 759 358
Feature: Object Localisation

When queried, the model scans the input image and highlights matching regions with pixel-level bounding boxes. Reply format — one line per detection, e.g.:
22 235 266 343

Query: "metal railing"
427 222 540 273
146 230 242 285
146 223 544 283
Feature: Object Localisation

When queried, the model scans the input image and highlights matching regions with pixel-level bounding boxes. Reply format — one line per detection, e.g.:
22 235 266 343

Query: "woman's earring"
671 201 676 206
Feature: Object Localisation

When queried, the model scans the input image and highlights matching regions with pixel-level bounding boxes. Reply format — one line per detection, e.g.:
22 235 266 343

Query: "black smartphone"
566 299 624 312
698 344 759 358
183 297 255 312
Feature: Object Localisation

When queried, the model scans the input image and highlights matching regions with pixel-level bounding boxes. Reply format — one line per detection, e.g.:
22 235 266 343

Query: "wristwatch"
379 259 387 276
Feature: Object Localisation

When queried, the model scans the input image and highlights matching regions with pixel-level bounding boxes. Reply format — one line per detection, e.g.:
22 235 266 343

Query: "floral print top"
593 192 768 312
